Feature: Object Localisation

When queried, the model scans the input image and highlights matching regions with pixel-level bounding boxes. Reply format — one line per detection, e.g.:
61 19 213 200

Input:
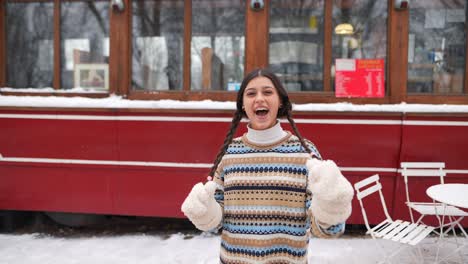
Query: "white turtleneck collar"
245 121 288 145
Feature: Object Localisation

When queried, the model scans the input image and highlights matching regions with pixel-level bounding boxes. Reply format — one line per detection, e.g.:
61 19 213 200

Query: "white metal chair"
355 174 435 264
400 162 468 234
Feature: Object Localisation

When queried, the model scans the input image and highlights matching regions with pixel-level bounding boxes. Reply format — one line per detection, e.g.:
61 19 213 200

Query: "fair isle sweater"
213 122 345 264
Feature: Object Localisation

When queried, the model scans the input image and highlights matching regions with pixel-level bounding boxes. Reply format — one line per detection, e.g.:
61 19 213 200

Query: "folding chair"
400 162 468 234
355 174 435 264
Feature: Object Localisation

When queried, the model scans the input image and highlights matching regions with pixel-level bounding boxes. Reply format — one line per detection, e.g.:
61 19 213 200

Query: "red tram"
1 101 467 227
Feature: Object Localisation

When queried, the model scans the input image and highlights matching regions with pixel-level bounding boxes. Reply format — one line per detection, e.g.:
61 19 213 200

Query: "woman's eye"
246 92 256 96
264 90 273 95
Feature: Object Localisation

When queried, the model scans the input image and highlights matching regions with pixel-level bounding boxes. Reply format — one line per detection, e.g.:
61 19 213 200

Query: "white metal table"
427 184 468 210
426 184 468 263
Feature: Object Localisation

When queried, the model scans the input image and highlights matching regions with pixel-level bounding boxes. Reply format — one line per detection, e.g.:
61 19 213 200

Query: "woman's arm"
306 159 354 238
181 160 226 232
181 181 223 231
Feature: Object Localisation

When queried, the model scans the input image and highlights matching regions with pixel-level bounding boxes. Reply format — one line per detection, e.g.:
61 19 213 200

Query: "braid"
286 109 313 154
208 111 243 177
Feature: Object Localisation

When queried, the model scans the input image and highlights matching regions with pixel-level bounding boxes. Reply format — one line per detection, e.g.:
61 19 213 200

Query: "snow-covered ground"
0 232 466 264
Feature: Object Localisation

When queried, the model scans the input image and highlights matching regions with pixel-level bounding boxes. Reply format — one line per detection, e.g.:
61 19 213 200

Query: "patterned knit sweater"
213 125 345 264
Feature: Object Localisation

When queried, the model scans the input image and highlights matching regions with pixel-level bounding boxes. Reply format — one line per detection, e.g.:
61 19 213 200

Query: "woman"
181 68 354 263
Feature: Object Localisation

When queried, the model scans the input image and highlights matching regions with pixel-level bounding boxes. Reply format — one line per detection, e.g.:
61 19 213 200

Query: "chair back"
401 162 446 182
400 162 445 222
354 174 392 233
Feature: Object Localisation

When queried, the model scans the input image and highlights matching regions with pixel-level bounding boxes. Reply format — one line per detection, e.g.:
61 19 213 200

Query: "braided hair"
208 68 313 177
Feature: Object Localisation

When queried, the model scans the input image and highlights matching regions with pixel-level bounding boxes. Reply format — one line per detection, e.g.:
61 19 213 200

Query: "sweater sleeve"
213 166 224 211
305 139 322 160
211 159 225 231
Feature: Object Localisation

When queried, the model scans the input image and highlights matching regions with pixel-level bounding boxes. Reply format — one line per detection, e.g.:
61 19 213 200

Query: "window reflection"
135 37 170 89
191 1 245 91
60 1 110 90
132 0 184 91
64 39 90 71
269 0 324 92
6 2 54 88
407 0 466 94
331 0 387 91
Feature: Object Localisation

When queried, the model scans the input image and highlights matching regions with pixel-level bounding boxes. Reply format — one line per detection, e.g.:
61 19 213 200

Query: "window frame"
1 0 468 104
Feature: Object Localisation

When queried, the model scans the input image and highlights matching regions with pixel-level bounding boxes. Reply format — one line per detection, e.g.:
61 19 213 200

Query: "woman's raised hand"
181 181 222 231
306 159 354 226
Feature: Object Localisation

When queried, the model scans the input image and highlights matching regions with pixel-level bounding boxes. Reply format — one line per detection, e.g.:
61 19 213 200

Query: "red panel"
118 121 236 163
296 123 401 168
285 114 402 169
0 164 113 214
0 118 118 160
401 123 468 170
0 162 396 223
111 167 209 217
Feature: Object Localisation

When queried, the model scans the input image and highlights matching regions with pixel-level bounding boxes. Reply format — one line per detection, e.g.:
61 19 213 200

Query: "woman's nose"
254 93 265 102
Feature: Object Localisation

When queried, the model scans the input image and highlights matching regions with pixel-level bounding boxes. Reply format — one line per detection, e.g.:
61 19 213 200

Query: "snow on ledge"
0 87 107 94
1 91 468 113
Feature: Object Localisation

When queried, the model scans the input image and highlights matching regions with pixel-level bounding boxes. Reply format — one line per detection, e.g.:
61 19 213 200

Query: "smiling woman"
242 76 280 130
181 68 354 263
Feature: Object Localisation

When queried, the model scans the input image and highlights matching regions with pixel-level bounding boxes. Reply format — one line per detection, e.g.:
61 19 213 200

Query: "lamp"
334 2 354 35
111 0 125 12
335 23 354 35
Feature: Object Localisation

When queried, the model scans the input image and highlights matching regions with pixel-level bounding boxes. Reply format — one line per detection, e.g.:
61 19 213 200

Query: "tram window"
6 2 54 89
132 0 184 91
331 0 387 92
407 0 466 95
268 0 325 92
60 1 110 91
191 0 245 91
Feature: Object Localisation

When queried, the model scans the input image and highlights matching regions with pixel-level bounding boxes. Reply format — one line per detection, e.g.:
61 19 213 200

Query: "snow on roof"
1 88 468 113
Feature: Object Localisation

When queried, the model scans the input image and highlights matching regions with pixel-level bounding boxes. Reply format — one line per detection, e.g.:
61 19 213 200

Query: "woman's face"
242 76 281 130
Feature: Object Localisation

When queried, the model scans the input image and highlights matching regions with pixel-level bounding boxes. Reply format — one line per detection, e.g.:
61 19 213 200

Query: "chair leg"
435 235 443 263
433 215 463 262
457 221 468 238
432 213 444 237
415 214 425 225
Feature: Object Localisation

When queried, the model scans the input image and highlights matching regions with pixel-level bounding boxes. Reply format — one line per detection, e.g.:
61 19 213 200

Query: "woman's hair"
208 68 313 177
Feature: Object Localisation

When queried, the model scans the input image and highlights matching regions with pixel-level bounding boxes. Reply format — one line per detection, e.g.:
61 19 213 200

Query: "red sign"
335 59 385 98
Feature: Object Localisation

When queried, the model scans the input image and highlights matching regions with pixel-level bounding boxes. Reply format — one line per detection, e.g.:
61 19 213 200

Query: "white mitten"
307 159 354 226
181 181 222 231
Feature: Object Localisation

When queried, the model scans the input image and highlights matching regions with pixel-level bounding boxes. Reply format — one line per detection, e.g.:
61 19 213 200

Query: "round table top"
426 184 468 209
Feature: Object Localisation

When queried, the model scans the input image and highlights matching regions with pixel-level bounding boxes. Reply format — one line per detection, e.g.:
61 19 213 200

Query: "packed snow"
2 90 468 113
0 232 465 264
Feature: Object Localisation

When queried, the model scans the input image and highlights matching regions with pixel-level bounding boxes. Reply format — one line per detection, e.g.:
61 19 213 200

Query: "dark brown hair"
208 68 313 177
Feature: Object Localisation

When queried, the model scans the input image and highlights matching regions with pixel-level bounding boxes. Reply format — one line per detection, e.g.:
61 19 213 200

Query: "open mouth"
255 108 269 116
